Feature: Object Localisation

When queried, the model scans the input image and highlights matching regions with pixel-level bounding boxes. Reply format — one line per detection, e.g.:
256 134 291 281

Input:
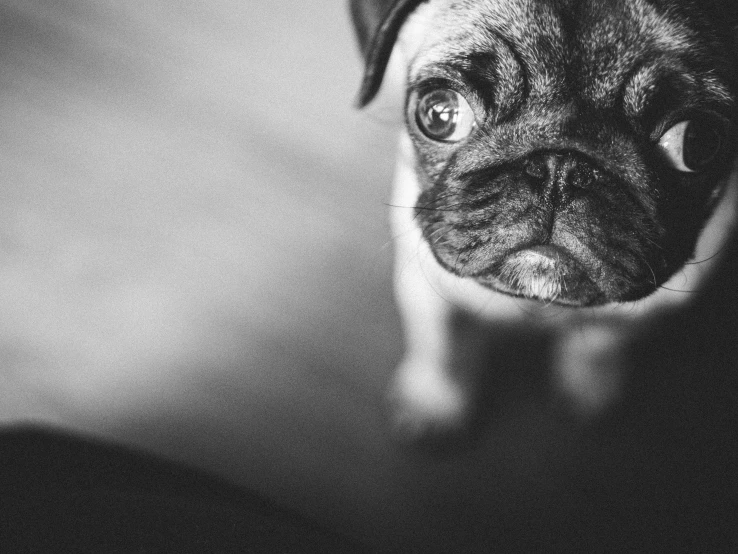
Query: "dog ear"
349 0 427 107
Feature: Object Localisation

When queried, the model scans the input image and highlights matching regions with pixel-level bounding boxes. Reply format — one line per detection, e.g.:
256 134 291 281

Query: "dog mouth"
475 244 603 306
415 152 671 306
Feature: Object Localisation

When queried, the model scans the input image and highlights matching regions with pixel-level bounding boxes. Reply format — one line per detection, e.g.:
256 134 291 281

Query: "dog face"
352 0 738 306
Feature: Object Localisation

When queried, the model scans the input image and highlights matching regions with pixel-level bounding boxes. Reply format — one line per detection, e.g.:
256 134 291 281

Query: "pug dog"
350 0 738 441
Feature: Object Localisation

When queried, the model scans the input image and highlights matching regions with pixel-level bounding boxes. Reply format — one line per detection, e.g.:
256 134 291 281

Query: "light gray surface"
0 0 400 543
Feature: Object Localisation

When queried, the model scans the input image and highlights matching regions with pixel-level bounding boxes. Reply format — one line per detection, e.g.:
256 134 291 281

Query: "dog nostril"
568 164 596 189
524 152 602 195
524 159 547 179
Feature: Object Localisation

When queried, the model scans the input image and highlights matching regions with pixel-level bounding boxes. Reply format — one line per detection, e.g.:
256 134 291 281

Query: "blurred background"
0 1 736 552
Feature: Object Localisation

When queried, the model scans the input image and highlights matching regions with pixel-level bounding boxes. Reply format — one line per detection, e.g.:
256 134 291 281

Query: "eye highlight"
414 89 476 142
657 120 723 173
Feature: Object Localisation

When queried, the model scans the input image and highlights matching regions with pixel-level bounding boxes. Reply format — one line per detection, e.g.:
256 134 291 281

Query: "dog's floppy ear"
349 0 427 107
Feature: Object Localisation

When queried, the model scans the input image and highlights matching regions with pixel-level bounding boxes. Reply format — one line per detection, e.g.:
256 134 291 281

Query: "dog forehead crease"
621 61 734 125
409 1 569 102
408 0 734 116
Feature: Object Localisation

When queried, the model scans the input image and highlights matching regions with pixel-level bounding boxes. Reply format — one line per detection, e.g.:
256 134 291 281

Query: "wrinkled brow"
410 36 527 122
622 60 734 122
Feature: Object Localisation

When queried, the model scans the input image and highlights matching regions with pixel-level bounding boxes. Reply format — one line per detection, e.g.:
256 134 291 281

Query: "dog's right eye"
414 89 475 142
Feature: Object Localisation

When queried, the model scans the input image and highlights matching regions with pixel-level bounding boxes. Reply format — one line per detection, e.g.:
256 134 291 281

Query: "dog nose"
523 151 598 205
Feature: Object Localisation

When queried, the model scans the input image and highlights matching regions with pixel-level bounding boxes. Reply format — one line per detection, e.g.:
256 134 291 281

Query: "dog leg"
552 323 630 416
389 269 474 440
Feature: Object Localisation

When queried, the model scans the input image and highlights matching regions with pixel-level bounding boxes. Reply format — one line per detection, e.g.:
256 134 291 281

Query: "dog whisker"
684 245 726 265
383 202 415 209
657 285 697 293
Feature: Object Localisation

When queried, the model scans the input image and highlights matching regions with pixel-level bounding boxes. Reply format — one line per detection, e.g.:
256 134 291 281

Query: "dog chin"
474 245 606 306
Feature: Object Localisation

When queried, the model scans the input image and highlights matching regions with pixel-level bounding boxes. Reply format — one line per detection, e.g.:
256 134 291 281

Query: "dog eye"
414 89 475 142
657 120 722 173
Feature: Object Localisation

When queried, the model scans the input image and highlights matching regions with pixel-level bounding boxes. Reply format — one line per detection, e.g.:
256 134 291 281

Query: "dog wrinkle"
621 59 733 126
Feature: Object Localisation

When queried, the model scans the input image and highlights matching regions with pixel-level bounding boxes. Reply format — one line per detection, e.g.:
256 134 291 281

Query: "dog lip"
473 243 604 306
508 244 575 268
517 244 565 260
485 245 570 303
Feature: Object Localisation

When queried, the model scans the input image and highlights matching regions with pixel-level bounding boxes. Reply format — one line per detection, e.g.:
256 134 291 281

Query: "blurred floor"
0 1 736 552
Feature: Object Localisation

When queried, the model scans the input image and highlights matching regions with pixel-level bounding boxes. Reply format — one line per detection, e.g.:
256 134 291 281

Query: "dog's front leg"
552 322 632 416
390 267 488 440
389 252 476 439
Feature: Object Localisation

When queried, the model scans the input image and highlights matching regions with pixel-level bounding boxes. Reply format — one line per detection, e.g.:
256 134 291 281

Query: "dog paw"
387 361 473 444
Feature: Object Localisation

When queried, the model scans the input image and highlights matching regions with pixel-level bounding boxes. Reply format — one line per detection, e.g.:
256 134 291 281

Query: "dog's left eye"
657 120 723 173
414 89 475 142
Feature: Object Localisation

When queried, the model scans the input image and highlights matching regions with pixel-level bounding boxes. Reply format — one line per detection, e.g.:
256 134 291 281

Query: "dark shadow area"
0 426 366 553
370 237 738 553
